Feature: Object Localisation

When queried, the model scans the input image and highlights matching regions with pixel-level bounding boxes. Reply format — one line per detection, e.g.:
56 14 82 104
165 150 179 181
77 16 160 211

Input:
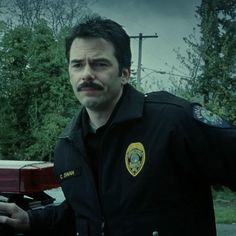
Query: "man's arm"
173 104 236 190
28 200 75 235
0 202 30 232
0 200 75 236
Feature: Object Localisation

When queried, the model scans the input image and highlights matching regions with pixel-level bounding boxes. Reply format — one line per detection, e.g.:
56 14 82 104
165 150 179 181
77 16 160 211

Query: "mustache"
77 81 104 91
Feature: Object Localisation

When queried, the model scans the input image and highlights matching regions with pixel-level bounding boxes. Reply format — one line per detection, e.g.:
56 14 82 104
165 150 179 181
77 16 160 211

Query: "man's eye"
94 62 108 68
72 63 83 68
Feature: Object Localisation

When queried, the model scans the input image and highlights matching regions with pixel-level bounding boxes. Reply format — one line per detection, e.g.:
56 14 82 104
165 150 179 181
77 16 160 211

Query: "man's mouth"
77 82 104 92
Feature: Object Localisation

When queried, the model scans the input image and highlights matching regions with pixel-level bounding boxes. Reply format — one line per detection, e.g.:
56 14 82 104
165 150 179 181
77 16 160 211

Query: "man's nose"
81 64 95 81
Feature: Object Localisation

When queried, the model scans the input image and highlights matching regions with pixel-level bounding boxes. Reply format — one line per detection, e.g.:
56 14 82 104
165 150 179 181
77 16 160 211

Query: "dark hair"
65 15 131 73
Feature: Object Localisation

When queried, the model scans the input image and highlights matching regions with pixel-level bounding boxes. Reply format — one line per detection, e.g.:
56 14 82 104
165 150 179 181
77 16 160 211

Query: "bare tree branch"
1 0 92 33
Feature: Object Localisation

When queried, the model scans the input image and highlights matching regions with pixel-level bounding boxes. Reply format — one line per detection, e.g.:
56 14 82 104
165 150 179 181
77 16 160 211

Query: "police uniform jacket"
28 84 236 236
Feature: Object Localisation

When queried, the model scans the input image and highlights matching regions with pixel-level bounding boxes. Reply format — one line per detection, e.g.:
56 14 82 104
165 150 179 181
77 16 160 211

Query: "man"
0 15 236 236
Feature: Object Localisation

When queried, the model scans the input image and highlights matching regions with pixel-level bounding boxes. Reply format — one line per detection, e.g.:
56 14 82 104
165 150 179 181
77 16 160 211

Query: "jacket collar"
59 84 145 139
110 84 144 125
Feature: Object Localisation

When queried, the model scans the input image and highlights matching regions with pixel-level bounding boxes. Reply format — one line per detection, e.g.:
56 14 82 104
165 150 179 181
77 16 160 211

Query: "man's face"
69 37 129 112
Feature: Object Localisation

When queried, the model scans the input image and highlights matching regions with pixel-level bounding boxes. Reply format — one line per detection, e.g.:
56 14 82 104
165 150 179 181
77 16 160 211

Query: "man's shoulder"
144 91 233 129
145 91 191 109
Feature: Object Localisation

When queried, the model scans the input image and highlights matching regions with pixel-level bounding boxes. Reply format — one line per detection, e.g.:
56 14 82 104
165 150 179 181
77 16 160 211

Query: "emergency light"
0 160 59 193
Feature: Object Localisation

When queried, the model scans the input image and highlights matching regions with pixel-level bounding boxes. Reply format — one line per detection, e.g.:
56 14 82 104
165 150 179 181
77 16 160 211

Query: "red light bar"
0 161 59 193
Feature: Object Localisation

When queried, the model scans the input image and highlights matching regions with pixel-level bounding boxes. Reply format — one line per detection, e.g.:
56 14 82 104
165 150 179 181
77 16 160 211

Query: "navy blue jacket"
29 84 236 236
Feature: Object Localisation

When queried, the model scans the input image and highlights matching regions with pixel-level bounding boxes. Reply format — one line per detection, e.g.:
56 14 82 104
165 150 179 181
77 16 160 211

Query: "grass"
213 187 236 224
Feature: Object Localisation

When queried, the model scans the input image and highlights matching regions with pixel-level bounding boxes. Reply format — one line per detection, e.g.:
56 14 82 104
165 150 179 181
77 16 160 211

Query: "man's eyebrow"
90 57 110 61
70 58 111 64
70 59 83 64
92 58 111 63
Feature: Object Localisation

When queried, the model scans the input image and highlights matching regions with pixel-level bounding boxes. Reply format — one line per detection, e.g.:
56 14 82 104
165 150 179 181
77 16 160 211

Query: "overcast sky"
91 0 201 90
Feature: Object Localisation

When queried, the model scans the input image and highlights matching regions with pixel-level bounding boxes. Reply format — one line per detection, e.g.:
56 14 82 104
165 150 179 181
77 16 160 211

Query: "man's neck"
86 89 124 130
87 109 113 130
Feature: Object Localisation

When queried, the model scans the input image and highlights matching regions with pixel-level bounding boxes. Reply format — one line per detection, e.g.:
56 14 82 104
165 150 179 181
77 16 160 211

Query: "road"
217 224 236 236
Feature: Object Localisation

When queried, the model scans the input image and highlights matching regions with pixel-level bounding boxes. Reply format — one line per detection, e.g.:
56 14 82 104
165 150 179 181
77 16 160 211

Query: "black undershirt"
81 87 126 191
84 122 107 191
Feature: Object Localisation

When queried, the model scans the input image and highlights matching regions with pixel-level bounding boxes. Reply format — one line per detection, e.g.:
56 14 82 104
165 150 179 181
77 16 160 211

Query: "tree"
0 21 78 160
23 21 78 160
0 0 96 160
174 0 236 123
1 0 93 34
0 0 95 160
0 25 32 159
44 0 92 34
171 29 203 101
198 0 236 122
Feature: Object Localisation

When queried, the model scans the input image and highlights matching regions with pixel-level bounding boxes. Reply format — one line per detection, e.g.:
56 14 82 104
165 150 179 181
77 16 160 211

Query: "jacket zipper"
98 124 116 235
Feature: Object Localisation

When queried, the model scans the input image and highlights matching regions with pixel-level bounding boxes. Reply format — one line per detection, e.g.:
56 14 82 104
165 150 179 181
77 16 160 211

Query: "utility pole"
130 33 158 90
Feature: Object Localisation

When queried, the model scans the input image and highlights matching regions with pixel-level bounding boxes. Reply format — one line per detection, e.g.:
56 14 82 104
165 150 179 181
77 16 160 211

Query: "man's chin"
81 98 102 110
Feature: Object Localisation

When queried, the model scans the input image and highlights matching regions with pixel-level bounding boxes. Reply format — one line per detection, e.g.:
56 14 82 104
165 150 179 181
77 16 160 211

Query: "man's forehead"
71 37 114 51
70 51 113 62
70 37 116 60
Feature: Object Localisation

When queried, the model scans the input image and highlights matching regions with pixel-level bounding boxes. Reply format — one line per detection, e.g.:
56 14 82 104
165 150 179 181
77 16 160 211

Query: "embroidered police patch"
193 105 232 128
125 142 145 177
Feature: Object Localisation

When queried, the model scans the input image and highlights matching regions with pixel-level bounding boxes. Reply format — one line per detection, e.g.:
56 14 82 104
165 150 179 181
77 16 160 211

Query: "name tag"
59 168 81 181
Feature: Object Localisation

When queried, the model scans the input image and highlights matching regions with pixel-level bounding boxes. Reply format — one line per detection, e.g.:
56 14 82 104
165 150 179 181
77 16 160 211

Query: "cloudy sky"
91 0 201 90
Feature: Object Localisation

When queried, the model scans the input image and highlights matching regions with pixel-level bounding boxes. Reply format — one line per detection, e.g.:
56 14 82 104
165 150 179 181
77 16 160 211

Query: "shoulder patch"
193 105 232 128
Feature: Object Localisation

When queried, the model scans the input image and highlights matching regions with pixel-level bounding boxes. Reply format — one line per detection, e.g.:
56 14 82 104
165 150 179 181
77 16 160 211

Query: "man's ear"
121 68 130 84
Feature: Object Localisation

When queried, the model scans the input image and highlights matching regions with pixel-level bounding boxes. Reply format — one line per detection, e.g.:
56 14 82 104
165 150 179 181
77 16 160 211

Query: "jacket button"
101 221 105 229
152 231 159 236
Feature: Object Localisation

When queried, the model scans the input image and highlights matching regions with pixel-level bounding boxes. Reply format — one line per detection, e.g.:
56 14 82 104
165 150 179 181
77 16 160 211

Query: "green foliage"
213 187 236 223
24 113 71 161
0 0 93 160
174 0 236 124
0 21 79 161
128 69 138 88
128 68 145 93
0 25 33 159
197 0 236 123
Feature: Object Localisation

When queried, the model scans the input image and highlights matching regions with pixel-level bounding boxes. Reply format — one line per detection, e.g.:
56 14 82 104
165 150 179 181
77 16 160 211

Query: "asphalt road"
47 188 236 235
216 224 236 236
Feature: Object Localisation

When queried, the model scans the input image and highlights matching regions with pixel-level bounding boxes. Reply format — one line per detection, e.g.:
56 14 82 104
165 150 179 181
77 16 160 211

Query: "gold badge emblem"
125 142 145 177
